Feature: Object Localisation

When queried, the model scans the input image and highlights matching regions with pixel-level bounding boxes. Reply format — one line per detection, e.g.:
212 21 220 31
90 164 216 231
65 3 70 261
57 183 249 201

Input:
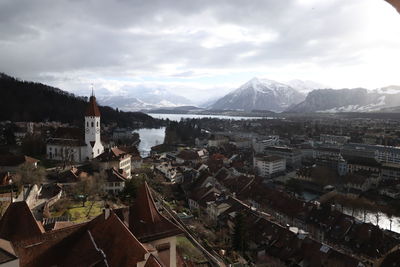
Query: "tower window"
91 122 94 127
97 121 99 127
87 122 88 127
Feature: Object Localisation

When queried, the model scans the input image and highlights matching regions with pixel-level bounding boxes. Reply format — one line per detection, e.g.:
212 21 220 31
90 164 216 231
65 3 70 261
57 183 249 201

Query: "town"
0 91 399 266
2 0 400 266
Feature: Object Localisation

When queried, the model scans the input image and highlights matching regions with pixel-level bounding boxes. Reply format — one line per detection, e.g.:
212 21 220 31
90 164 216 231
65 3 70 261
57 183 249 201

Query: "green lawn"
177 236 206 262
51 201 104 223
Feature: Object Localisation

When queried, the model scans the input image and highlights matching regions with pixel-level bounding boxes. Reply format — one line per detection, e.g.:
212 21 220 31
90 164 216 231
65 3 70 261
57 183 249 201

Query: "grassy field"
51 200 104 223
177 236 206 263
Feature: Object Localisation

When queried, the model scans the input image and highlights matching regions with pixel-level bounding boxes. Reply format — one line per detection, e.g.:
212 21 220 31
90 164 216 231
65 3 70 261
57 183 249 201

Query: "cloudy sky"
1 0 400 103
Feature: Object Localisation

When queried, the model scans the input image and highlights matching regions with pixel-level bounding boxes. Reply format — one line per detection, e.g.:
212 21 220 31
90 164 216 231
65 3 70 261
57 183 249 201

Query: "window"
97 121 99 127
91 122 94 127
87 121 89 127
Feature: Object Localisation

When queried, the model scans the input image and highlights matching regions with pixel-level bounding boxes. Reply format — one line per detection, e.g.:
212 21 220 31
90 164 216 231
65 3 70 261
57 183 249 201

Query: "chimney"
103 204 111 219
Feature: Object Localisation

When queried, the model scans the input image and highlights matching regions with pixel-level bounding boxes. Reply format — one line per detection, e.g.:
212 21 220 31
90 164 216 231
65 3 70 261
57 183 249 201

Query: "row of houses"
175 157 400 266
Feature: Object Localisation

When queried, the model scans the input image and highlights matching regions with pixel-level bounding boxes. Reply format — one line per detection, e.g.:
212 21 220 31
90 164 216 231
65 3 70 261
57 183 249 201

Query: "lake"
147 113 268 121
134 127 166 157
343 208 400 234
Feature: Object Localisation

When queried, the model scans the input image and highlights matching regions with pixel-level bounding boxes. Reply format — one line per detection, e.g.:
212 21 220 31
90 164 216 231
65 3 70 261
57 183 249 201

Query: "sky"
1 0 400 103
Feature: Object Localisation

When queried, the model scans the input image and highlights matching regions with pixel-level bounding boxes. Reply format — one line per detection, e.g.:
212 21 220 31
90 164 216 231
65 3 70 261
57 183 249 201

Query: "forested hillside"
0 73 159 127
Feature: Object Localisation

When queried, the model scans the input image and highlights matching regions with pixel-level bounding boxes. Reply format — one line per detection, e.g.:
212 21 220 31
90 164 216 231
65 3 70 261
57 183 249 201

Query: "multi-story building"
253 154 286 178
252 135 280 153
342 143 400 164
96 147 132 178
264 146 301 168
320 134 350 145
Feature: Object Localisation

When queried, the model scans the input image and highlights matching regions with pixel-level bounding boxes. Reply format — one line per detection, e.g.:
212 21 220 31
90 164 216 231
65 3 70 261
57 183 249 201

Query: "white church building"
46 93 104 163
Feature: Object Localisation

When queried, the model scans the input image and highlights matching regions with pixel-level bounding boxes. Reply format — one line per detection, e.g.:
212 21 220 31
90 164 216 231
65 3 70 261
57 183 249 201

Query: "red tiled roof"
97 147 130 162
144 254 163 267
15 212 150 267
85 95 101 117
88 212 148 266
0 201 44 242
127 182 183 243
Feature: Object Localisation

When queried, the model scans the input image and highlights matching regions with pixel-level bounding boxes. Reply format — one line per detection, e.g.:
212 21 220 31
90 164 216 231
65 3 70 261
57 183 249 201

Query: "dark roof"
46 138 86 146
345 156 381 167
316 146 341 153
119 182 183 243
105 168 127 182
254 154 285 162
0 154 39 167
85 95 101 117
57 167 87 183
176 150 200 161
265 146 300 153
97 147 130 162
53 127 84 140
380 248 400 267
0 201 44 242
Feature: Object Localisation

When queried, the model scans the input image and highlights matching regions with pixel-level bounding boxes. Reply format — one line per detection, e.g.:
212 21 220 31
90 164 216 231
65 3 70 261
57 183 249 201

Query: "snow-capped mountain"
288 86 400 113
209 77 306 112
98 87 192 111
286 79 329 94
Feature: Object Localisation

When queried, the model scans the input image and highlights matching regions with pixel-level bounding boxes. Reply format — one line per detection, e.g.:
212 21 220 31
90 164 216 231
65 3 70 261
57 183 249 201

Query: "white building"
253 155 286 178
96 147 132 179
252 136 280 153
46 93 104 162
264 146 301 168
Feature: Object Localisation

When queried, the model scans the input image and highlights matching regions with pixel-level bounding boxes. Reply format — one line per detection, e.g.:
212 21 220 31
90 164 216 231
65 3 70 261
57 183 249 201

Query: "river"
134 127 166 157
135 113 266 155
342 208 400 234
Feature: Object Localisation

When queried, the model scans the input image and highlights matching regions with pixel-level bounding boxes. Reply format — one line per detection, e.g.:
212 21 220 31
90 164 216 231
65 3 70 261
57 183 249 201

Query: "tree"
21 134 46 156
120 177 144 203
15 163 46 186
73 172 106 207
232 212 247 253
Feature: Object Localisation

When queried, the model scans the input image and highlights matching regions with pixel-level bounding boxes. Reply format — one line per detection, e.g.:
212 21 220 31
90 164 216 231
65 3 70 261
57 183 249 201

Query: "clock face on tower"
85 128 89 133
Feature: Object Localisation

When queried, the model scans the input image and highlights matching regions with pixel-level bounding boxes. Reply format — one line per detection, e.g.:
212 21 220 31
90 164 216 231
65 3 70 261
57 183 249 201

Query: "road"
152 191 226 267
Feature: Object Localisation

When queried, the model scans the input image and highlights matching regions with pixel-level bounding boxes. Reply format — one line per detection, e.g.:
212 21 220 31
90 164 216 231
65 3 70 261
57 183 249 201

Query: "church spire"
85 84 101 117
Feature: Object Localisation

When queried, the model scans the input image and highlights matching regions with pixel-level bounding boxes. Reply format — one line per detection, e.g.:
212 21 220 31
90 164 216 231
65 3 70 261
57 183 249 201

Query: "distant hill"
0 73 158 127
209 77 306 112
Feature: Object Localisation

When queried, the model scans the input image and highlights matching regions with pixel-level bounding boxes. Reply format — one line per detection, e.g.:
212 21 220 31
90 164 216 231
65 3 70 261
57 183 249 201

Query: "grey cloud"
0 0 397 92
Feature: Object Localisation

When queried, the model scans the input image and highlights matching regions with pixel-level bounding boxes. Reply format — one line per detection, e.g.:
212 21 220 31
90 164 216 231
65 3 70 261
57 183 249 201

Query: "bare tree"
375 212 381 228
73 172 106 207
15 163 46 186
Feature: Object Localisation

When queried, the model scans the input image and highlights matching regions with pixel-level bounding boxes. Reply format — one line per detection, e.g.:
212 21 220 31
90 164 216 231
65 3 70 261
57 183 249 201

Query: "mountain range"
208 78 400 113
288 86 400 113
98 87 192 111
209 78 307 112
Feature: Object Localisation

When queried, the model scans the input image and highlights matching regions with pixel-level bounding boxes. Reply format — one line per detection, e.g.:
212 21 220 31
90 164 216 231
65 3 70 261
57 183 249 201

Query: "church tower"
85 90 104 160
